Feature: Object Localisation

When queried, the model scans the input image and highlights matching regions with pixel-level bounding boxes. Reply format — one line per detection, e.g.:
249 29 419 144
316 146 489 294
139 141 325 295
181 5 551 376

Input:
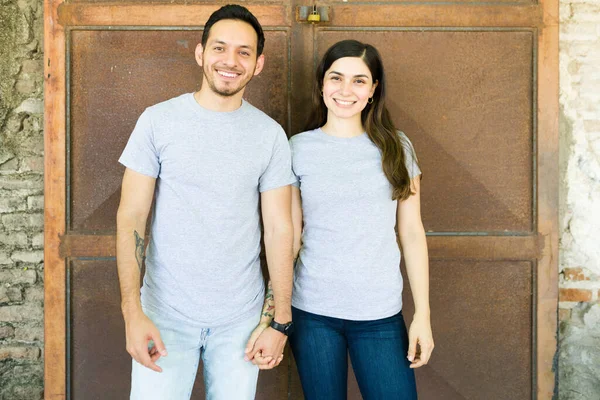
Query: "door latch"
296 5 330 23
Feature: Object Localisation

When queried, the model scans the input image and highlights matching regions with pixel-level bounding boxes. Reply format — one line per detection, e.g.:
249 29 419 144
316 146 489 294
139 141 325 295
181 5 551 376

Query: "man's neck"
194 88 245 112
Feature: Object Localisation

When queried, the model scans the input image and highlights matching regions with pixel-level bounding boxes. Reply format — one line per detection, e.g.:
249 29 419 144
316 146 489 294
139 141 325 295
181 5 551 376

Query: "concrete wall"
0 0 45 398
0 0 599 398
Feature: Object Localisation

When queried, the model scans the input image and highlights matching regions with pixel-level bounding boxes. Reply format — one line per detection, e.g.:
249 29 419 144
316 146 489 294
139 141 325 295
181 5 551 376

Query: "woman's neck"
321 113 364 138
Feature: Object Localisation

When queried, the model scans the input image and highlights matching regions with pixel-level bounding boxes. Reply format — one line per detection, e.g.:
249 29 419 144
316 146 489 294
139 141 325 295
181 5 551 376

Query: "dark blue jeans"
289 307 417 400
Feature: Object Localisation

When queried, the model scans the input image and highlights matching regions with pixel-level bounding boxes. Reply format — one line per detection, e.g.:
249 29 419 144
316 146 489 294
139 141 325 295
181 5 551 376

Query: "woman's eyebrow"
327 71 370 79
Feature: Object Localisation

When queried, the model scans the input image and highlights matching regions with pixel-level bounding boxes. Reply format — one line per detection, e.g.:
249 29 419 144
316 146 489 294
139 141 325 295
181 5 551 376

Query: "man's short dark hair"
201 4 265 56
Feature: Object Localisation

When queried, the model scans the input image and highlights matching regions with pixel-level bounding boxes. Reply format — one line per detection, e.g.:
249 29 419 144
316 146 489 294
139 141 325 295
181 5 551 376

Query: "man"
116 5 295 399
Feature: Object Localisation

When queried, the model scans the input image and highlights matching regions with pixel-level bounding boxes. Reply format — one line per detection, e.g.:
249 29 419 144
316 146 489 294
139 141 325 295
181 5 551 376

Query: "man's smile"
216 69 241 79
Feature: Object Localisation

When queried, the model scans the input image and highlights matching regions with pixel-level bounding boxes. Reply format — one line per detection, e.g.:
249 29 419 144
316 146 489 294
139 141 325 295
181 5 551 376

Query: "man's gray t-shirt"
119 93 295 327
290 128 421 320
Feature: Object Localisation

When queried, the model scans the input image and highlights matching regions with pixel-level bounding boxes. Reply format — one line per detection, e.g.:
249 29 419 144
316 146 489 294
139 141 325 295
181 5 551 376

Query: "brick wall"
558 0 600 397
0 0 45 398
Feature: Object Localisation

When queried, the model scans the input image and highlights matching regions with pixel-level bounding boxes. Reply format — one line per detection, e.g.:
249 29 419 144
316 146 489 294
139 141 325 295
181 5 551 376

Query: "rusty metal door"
44 0 558 399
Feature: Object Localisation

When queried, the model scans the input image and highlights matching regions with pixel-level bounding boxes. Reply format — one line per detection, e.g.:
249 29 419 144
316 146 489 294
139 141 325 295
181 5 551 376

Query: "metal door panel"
45 1 558 398
402 260 533 400
69 29 289 232
315 29 534 233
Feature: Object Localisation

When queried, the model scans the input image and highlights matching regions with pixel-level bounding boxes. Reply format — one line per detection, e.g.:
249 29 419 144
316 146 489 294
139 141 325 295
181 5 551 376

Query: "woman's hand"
244 321 285 369
407 314 434 368
245 321 270 359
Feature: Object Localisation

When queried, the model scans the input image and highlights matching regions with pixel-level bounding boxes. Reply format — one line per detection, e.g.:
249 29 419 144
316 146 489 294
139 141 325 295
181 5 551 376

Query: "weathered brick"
0 175 43 190
583 120 600 132
1 213 43 230
559 308 572 322
14 98 43 115
20 59 43 74
11 251 43 264
26 195 43 210
0 346 40 361
0 324 15 339
31 232 43 248
2 1 51 398
0 157 19 172
571 4 600 21
560 288 593 302
24 286 42 303
0 286 23 303
4 113 25 135
563 267 590 281
15 78 36 94
4 384 44 400
568 41 600 60
19 156 43 173
0 197 27 213
0 232 28 247
19 136 44 155
0 149 15 166
12 363 44 377
23 115 43 134
0 252 12 265
14 324 43 342
0 287 9 303
9 286 23 302
0 269 37 285
0 188 41 199
0 304 42 322
560 22 600 40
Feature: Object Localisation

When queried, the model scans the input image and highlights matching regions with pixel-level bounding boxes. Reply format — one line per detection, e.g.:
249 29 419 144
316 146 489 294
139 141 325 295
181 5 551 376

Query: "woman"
288 40 433 399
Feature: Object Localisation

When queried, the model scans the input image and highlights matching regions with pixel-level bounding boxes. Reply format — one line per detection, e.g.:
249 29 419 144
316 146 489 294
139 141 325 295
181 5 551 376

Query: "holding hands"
244 281 288 369
245 322 287 369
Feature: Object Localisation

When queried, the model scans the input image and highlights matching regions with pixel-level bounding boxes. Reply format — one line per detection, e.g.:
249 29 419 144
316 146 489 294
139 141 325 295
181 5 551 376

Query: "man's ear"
253 54 265 76
195 43 204 67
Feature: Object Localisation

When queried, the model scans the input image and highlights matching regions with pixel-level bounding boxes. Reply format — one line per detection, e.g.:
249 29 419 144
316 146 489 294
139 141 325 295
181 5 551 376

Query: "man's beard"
203 64 255 97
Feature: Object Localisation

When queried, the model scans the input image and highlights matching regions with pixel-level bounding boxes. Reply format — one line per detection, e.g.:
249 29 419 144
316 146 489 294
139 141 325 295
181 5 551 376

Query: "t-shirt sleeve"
118 110 160 178
288 136 301 188
399 131 421 179
259 127 296 193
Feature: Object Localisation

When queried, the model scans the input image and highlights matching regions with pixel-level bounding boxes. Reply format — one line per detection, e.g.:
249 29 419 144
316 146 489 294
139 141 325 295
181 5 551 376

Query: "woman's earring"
368 97 374 104
320 90 324 97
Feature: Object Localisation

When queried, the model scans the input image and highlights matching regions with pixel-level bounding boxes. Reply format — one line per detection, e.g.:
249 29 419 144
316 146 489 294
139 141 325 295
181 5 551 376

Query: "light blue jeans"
130 304 260 400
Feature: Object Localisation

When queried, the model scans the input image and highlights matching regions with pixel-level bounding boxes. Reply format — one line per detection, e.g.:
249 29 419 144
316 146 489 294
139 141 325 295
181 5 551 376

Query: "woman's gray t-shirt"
290 128 421 320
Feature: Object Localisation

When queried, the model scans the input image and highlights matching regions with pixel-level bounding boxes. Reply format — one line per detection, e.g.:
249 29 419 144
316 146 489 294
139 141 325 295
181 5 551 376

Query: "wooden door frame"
44 0 558 398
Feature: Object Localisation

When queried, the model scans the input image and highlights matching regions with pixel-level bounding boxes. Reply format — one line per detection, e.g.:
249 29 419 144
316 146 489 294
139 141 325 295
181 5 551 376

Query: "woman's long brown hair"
304 40 418 201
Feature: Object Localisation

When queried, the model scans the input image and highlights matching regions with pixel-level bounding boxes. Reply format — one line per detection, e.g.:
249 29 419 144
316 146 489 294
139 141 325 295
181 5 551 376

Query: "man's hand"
125 311 167 373
244 326 287 369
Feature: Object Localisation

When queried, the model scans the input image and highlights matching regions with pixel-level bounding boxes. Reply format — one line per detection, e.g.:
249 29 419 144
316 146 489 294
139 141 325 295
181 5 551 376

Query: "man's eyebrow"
209 39 255 51
328 71 370 79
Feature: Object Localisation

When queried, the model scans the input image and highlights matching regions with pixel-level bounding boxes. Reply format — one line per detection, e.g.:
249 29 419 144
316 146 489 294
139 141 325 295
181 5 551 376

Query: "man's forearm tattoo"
262 282 275 319
134 230 145 271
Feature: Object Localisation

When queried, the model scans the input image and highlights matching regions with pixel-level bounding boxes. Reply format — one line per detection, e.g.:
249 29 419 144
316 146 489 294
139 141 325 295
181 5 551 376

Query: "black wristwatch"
270 319 294 336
